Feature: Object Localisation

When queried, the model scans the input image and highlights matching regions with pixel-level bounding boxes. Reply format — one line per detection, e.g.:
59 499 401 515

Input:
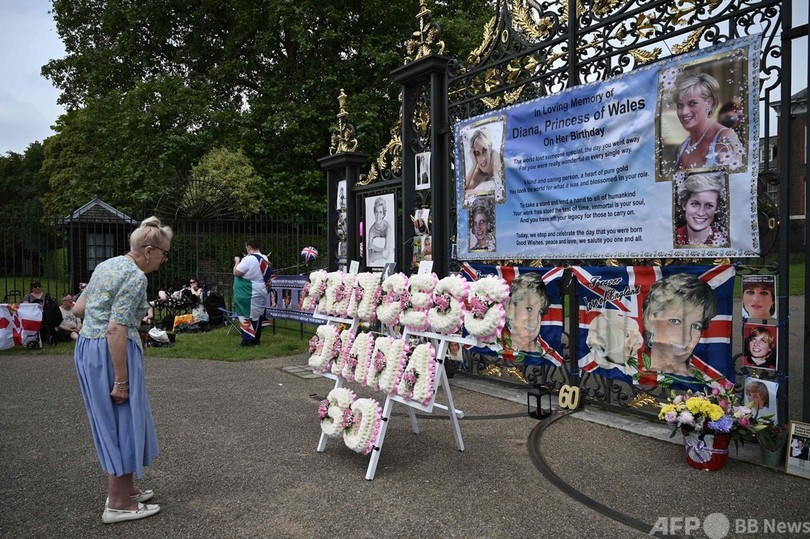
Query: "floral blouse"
79 256 149 348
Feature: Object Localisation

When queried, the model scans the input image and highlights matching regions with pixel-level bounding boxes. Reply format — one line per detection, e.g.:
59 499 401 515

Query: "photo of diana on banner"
454 35 761 261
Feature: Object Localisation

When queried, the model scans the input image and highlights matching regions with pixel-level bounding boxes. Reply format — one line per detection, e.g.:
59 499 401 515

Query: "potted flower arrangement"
658 387 763 470
754 416 786 467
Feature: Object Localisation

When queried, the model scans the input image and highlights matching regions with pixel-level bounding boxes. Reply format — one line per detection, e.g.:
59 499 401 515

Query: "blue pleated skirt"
74 337 159 478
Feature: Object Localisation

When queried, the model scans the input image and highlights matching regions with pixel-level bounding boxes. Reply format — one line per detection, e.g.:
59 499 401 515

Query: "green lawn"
145 323 312 361
0 322 312 361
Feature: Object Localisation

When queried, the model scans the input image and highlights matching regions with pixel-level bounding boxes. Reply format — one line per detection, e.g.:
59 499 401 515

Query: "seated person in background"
22 281 47 304
188 277 204 300
57 294 82 341
140 305 155 348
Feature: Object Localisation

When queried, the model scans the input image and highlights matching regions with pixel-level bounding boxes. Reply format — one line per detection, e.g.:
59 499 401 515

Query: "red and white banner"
0 303 43 350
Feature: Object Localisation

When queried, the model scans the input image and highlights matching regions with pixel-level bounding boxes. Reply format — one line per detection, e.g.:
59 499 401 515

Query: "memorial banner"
572 265 735 391
455 35 761 260
460 262 565 367
266 275 323 325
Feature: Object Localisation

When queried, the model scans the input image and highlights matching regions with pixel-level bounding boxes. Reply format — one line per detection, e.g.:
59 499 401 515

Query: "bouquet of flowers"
658 387 765 445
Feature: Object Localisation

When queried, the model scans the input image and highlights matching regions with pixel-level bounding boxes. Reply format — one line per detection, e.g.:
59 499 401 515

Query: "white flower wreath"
320 271 345 315
399 273 437 332
340 333 374 384
308 324 341 373
342 397 383 454
329 273 355 317
348 272 382 322
317 387 356 438
354 334 375 386
376 273 409 327
331 329 355 377
301 270 328 312
397 342 437 406
366 336 408 394
464 275 509 342
428 274 469 335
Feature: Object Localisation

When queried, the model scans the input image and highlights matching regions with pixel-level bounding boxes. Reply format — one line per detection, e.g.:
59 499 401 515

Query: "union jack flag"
460 262 565 366
300 246 319 264
572 265 735 391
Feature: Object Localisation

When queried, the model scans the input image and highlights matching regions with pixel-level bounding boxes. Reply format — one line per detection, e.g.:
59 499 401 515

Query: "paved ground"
1 345 809 539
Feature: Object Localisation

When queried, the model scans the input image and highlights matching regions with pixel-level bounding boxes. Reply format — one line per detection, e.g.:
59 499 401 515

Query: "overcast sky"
0 0 65 155
0 2 806 157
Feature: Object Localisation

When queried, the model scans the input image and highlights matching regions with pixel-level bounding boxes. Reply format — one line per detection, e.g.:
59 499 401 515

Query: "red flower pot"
682 432 731 471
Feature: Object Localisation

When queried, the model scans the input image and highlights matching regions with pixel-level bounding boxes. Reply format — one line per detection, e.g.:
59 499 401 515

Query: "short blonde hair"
674 72 721 115
130 216 173 252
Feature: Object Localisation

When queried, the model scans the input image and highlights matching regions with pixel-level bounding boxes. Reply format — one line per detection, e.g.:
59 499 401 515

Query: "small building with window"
58 197 139 293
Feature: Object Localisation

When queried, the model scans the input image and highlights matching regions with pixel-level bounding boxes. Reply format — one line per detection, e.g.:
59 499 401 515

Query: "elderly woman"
641 273 717 376
72 216 171 524
675 171 727 246
743 325 776 370
672 72 742 170
469 200 496 252
504 273 550 352
465 129 503 198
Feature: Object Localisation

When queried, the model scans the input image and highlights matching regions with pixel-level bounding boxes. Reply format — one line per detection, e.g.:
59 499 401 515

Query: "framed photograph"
742 377 778 424
460 116 507 206
412 208 430 236
415 152 431 191
656 48 750 179
741 274 776 320
785 421 810 479
336 180 347 211
468 197 496 252
742 321 777 371
672 169 730 248
364 194 395 268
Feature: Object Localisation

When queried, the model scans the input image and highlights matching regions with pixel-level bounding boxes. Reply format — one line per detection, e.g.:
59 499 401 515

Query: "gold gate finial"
330 89 358 154
405 0 445 63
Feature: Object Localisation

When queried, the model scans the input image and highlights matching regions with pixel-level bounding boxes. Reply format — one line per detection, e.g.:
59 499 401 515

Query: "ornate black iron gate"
325 0 808 420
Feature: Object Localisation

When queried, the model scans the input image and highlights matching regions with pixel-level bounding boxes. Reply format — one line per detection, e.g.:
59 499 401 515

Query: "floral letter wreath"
429 274 469 335
342 331 374 383
376 273 409 327
399 273 437 332
308 324 341 373
320 271 345 315
464 275 509 343
366 336 408 394
329 272 355 317
301 269 328 312
397 342 437 406
343 398 383 455
347 272 382 322
318 387 356 438
330 329 355 377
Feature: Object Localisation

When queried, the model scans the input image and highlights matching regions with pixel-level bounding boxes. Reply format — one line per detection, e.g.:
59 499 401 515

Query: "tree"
190 147 265 218
39 0 493 219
